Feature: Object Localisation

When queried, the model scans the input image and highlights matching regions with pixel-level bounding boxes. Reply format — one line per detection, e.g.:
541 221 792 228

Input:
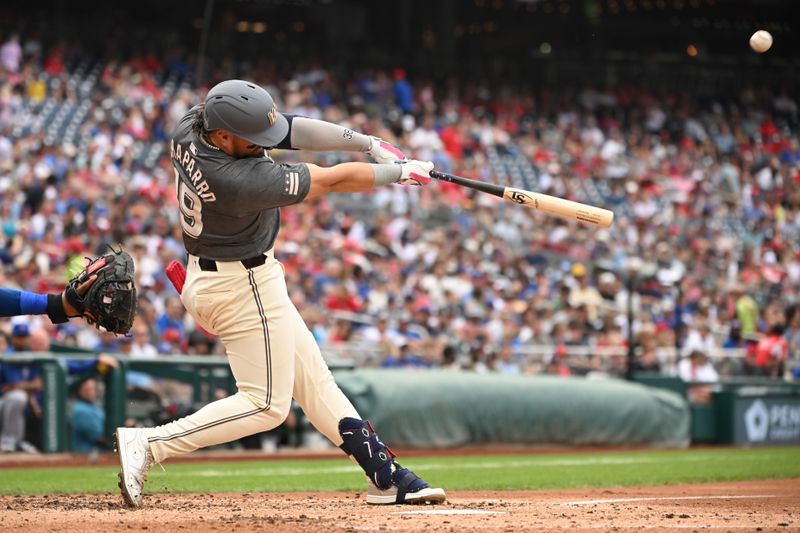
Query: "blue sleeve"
66 360 98 375
0 364 40 384
0 288 48 317
20 291 48 315
0 288 22 317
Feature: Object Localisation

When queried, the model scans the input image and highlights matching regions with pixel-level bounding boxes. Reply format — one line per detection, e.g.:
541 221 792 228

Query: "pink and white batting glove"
397 160 433 186
367 136 406 164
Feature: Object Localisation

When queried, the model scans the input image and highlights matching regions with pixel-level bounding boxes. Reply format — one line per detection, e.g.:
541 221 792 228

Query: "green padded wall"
334 369 690 448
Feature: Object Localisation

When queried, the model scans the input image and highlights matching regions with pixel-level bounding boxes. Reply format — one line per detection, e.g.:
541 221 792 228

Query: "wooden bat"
430 170 614 228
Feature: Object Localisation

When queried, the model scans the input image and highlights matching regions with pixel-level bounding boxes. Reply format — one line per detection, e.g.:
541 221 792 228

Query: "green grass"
1 446 799 496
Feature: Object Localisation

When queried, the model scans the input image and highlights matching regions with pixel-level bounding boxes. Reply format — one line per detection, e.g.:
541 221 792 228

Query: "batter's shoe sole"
365 464 446 505
366 486 447 505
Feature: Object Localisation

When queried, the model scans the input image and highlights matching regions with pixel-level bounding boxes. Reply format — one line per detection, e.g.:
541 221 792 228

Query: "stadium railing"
2 351 797 452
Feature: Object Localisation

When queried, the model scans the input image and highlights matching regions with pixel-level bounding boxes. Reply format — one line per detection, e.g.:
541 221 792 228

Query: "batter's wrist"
371 164 402 186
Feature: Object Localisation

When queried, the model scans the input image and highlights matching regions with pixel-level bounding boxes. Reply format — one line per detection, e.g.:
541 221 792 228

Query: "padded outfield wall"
334 369 690 449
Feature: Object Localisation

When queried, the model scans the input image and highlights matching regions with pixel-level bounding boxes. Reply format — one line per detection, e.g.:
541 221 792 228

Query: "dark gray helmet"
203 79 289 147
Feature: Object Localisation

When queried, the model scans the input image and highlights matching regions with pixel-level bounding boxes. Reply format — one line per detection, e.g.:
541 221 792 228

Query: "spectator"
494 344 521 375
158 328 183 354
357 315 393 346
324 285 362 313
130 322 158 359
1 34 22 73
94 331 119 353
730 285 760 339
382 343 428 369
156 297 187 341
0 323 41 453
0 370 40 453
118 322 159 390
722 319 745 349
544 345 572 377
632 338 662 374
677 350 720 404
753 324 789 378
185 329 216 355
70 378 108 452
0 31 798 379
392 68 413 114
678 350 720 383
6 323 32 353
568 263 603 323
440 345 461 371
408 114 450 170
784 305 800 371
682 318 717 358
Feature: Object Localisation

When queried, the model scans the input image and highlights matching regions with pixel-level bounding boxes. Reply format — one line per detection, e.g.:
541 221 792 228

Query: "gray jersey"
170 106 310 260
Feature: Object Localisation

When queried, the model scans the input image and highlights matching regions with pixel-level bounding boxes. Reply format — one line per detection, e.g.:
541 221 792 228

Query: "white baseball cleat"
365 464 447 505
114 428 153 508
366 481 447 505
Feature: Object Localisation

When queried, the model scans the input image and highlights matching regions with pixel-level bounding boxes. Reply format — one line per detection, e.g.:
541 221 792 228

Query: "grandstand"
1 0 798 458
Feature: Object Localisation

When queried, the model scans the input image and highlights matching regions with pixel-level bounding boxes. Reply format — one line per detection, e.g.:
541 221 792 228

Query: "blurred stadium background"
1 0 799 456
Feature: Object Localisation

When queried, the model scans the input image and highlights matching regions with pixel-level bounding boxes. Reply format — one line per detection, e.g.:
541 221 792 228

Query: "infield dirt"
0 479 796 532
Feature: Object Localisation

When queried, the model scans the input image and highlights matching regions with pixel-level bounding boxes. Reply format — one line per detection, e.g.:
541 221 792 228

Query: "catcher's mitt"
65 248 137 334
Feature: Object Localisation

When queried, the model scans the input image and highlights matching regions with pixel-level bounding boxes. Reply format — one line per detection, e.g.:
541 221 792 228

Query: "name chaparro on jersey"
170 139 217 203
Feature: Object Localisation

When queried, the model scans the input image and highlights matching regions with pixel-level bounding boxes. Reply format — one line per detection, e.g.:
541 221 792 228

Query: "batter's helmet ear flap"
203 80 289 147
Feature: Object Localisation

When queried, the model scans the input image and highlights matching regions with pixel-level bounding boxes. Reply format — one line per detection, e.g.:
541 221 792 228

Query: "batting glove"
397 160 433 186
367 136 406 164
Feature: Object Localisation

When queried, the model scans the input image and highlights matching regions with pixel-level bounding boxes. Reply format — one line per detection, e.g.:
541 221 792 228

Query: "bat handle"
430 169 505 197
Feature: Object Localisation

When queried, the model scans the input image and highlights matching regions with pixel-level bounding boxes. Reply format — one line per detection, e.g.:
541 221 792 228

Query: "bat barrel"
430 170 614 228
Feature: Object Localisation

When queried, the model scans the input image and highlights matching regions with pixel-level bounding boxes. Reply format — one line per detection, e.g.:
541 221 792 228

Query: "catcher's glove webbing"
65 248 137 334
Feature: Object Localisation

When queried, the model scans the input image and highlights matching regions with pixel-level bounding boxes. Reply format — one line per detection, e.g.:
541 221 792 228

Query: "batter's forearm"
306 162 400 198
290 117 371 152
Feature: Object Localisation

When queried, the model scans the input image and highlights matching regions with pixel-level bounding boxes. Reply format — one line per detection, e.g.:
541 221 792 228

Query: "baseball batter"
115 80 446 507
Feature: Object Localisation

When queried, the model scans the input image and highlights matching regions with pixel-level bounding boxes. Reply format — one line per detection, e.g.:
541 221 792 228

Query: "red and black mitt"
64 248 137 334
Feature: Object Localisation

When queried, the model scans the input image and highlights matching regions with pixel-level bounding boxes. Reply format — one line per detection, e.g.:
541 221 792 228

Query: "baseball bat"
429 170 614 228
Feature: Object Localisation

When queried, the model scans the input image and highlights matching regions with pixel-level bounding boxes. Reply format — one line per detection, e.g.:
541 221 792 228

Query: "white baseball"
749 30 773 53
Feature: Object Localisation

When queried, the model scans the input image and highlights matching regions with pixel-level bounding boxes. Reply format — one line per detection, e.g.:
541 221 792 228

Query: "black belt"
198 254 268 272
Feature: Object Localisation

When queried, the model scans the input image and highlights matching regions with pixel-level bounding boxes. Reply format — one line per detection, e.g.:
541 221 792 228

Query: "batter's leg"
290 305 360 445
288 305 446 505
144 264 296 462
116 261 296 508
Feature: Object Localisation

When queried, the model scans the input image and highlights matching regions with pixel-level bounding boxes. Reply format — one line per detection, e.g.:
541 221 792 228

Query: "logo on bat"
509 190 537 208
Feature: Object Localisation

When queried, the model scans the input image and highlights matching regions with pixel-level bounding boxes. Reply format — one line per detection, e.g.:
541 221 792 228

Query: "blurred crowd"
1 30 799 389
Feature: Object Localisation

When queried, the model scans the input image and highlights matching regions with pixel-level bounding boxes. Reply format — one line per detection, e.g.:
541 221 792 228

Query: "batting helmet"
203 79 289 147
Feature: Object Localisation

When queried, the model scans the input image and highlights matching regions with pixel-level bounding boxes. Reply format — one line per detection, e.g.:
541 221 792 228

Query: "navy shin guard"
338 418 394 489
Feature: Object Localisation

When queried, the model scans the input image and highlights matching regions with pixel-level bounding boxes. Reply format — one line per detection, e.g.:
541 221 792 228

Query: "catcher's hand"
63 248 137 334
62 275 97 316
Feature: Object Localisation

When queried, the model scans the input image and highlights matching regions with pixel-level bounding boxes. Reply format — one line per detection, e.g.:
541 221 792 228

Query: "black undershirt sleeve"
272 114 296 150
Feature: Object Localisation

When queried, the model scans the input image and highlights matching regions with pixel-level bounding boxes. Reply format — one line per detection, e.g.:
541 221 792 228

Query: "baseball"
749 30 773 53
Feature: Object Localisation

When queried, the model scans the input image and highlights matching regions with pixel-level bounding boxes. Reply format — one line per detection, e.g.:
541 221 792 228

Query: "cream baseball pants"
143 249 360 463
